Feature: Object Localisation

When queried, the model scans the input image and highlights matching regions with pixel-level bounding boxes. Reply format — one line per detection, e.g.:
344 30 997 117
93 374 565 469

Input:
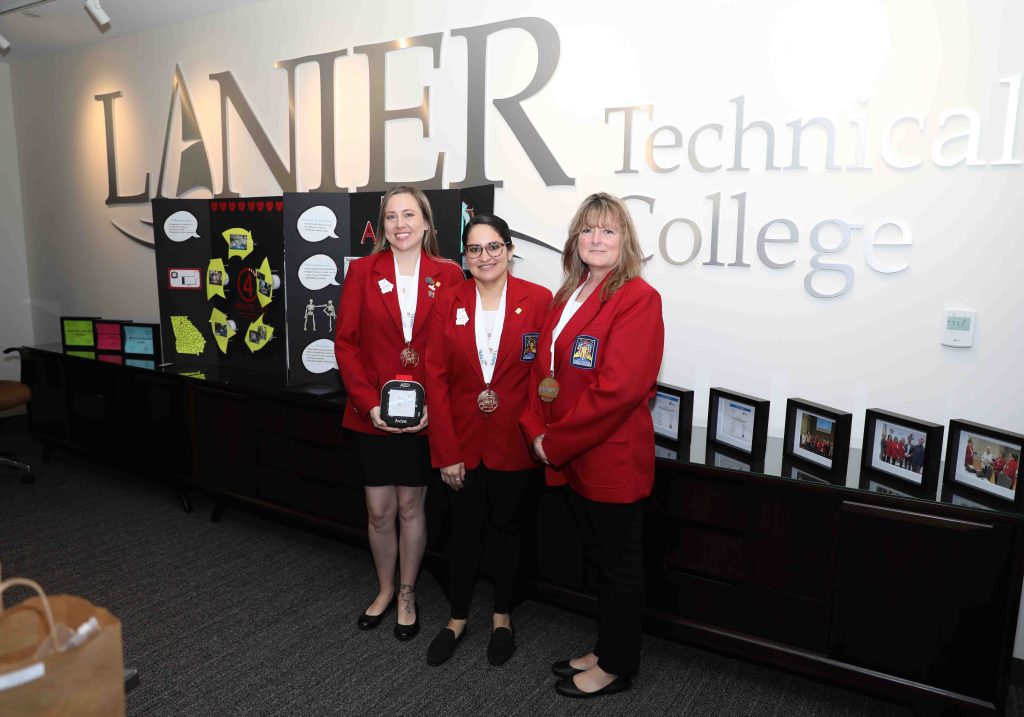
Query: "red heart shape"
275 201 284 212
247 201 256 211
210 202 219 212
227 201 237 211
256 201 265 211
265 203 273 212
219 201 228 212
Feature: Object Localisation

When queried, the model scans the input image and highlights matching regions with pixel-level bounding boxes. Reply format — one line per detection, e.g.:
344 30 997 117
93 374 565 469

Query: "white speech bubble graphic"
164 211 200 242
297 205 339 243
301 339 338 374
298 254 340 290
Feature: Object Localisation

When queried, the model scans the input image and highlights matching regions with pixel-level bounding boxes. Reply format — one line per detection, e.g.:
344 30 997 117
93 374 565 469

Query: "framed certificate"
861 408 943 495
943 419 1023 511
651 384 693 460
782 398 852 481
60 316 100 353
707 387 769 459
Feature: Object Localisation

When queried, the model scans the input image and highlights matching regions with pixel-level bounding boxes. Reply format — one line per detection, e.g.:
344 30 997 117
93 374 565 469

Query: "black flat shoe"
555 674 631 699
394 603 420 641
551 659 585 679
487 626 515 666
426 627 465 665
356 597 394 630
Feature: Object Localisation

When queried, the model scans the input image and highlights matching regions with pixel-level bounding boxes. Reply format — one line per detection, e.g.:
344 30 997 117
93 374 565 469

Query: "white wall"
7 0 1024 649
0 61 34 404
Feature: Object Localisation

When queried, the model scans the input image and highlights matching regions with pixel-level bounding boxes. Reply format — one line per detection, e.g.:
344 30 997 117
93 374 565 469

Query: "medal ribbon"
474 281 507 385
394 253 420 343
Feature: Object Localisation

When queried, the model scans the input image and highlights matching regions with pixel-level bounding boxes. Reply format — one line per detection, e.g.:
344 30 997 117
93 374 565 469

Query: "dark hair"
462 213 512 246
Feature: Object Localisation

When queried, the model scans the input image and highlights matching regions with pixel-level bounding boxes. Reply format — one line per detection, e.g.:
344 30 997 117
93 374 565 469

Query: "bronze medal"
477 388 499 413
400 344 420 368
538 374 560 403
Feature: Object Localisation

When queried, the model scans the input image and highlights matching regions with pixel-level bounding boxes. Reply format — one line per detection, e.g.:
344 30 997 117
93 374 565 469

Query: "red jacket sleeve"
543 287 664 468
334 259 377 417
424 292 462 468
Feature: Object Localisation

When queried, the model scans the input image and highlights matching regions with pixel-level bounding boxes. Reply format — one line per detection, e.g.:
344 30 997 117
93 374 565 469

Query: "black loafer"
551 659 585 679
555 674 631 699
487 627 515 666
356 598 394 630
394 604 420 641
426 627 465 665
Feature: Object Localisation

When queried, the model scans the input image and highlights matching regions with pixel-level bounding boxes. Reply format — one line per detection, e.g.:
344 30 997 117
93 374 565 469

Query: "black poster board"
282 193 352 389
206 198 286 377
152 198 215 365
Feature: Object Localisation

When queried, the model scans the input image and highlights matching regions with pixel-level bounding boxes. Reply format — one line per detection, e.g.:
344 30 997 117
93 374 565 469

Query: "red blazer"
334 249 465 434
426 275 552 471
520 275 664 503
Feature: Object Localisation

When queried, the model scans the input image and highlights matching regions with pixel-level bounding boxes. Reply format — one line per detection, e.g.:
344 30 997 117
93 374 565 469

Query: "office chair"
0 348 32 484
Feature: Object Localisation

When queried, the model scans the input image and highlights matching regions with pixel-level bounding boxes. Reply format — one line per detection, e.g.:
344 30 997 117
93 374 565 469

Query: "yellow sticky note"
209 307 236 354
223 227 254 260
244 314 275 353
207 258 227 300
256 257 274 308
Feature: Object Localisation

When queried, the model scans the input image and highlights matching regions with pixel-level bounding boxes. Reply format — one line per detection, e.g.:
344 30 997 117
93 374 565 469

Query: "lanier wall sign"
92 14 1024 299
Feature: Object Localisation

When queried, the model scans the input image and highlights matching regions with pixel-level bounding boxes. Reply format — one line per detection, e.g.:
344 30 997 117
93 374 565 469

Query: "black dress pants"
565 488 644 677
447 463 531 619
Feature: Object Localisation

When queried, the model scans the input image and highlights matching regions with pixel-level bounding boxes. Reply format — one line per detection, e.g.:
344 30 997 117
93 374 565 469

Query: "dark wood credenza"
16 345 1024 715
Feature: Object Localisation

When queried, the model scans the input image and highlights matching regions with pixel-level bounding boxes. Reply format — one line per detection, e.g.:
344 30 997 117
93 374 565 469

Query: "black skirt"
355 432 436 487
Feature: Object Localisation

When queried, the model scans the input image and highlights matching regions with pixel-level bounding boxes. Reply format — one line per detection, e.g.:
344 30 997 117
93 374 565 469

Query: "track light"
84 0 110 30
0 33 9 54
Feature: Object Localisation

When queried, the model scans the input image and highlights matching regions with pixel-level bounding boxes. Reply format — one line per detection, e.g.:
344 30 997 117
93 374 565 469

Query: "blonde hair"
371 186 441 257
553 192 644 304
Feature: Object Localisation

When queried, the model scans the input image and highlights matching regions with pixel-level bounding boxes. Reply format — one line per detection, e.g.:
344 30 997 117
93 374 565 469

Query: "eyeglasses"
464 241 509 259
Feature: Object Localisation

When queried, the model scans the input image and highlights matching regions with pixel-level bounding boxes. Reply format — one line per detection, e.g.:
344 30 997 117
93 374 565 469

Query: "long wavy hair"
371 185 441 257
553 192 643 304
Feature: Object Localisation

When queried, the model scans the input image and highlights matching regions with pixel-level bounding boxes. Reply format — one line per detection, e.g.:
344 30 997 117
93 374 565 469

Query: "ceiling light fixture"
0 31 9 53
83 0 109 29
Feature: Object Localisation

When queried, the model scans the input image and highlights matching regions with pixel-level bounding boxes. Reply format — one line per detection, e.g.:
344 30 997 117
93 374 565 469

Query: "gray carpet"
0 418 1004 715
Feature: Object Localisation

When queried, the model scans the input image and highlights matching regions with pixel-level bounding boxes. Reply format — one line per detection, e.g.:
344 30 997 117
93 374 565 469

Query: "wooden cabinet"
19 346 1024 715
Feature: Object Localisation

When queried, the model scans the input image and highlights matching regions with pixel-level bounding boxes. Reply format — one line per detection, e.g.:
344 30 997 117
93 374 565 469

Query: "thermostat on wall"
942 308 975 347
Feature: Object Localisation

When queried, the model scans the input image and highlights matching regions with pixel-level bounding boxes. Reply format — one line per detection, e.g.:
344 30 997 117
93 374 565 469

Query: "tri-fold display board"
152 186 493 388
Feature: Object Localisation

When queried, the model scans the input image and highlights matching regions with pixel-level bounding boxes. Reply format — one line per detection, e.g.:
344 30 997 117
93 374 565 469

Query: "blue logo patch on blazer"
521 333 539 361
570 335 598 369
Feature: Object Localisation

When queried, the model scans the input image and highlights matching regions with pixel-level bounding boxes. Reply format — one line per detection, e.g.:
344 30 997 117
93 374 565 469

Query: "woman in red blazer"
520 192 664 699
424 214 551 667
334 186 464 641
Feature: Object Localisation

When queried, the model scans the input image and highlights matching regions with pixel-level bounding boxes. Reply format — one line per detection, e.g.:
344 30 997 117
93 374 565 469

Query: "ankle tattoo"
399 583 415 613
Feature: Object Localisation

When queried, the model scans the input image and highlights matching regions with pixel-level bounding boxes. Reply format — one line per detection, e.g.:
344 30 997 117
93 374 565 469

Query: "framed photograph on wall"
861 409 943 493
707 387 769 459
782 398 852 480
651 384 693 461
944 419 1023 511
